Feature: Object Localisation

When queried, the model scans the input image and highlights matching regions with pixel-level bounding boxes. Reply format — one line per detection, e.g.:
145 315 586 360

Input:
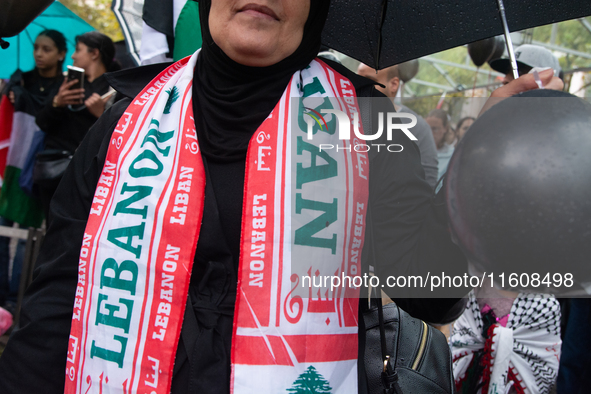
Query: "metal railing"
0 225 45 328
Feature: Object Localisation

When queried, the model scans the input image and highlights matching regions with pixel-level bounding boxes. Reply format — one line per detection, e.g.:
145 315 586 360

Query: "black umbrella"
0 0 53 49
0 0 52 38
322 0 591 71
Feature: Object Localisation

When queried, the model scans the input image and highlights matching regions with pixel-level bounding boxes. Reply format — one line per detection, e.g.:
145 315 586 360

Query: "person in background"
357 63 439 189
455 116 475 144
489 44 563 85
558 298 591 393
35 31 119 221
356 65 465 330
426 108 455 185
0 29 66 313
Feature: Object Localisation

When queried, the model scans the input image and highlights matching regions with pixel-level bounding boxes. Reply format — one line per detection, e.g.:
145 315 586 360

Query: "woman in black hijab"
0 2 361 393
0 1 562 393
171 2 335 392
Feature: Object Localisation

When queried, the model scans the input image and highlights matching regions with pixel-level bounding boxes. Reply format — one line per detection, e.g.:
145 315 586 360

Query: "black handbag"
363 295 456 393
32 149 73 186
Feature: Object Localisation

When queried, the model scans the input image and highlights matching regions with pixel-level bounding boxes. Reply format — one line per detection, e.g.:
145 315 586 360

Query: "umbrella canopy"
322 0 591 70
0 1 94 79
0 0 53 37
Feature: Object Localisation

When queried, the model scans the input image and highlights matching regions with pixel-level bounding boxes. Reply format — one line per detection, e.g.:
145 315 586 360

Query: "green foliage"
286 366 332 394
533 18 591 71
60 0 124 42
406 17 591 99
408 46 500 99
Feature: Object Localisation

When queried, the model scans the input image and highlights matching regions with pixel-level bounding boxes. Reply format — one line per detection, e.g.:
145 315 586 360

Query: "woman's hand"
492 68 563 97
52 79 85 108
84 93 108 118
480 69 564 115
8 90 15 104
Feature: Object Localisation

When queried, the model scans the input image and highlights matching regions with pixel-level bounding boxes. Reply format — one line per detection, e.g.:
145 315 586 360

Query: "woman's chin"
221 32 302 67
224 42 284 67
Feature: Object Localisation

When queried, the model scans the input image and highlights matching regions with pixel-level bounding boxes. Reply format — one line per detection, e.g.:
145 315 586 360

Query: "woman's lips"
239 4 279 21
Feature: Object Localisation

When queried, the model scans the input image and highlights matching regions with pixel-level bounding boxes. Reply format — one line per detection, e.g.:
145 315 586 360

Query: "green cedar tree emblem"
164 86 180 114
286 366 332 394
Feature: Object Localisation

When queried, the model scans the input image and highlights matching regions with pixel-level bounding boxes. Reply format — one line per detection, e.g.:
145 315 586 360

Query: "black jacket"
36 74 110 153
0 61 466 393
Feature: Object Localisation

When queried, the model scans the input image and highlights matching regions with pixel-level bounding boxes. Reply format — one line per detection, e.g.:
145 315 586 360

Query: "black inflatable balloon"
446 90 591 293
488 37 505 65
398 59 419 83
468 37 496 67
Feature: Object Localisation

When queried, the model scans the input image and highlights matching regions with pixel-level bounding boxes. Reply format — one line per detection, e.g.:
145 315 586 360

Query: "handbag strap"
366 201 402 394
359 86 404 393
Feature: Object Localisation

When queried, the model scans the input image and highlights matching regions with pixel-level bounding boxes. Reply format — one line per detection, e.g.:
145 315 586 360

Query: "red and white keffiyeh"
452 291 561 394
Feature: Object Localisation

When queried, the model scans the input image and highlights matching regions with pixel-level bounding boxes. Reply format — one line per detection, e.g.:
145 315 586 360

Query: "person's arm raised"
480 69 564 116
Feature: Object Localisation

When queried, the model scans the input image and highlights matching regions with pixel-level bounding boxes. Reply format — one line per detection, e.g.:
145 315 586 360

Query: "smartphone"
67 65 85 103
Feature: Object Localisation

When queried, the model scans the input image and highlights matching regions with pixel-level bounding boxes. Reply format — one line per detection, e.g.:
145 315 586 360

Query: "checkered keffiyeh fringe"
451 291 561 394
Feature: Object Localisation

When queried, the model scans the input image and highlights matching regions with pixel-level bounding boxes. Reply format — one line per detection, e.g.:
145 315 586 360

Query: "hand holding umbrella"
480 69 563 115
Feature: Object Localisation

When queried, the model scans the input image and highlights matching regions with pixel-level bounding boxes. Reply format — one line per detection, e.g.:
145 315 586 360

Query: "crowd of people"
0 30 118 316
0 1 588 393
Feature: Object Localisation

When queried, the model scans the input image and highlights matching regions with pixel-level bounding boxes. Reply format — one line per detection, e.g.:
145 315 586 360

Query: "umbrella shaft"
497 0 519 80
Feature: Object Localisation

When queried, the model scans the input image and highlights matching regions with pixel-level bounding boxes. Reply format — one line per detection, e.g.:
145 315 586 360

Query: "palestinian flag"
139 0 202 63
0 96 12 187
0 89 44 228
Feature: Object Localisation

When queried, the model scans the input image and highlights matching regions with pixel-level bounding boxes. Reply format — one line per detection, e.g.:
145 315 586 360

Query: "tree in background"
60 0 124 41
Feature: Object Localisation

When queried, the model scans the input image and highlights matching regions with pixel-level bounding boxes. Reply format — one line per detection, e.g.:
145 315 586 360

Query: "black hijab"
193 0 331 162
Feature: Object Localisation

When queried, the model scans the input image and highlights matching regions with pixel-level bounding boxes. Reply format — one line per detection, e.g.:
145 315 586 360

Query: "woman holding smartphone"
0 29 66 312
35 31 120 221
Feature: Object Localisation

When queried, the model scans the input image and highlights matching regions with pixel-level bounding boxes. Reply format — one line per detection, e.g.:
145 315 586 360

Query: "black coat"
0 61 466 393
36 74 110 153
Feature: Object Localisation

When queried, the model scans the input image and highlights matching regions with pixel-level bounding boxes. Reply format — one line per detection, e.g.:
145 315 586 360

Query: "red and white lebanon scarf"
452 291 561 394
65 50 369 393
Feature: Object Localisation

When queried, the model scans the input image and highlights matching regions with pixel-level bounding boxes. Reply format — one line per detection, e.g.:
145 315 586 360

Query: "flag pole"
17 34 20 71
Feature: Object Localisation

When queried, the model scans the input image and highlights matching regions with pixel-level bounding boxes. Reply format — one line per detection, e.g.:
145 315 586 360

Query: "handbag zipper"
411 321 428 370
